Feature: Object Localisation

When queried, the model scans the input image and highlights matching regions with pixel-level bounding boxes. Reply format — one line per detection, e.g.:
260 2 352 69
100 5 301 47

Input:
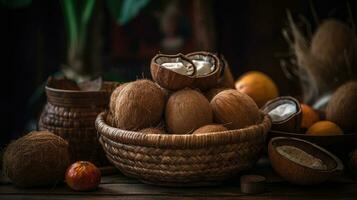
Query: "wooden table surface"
1 158 356 200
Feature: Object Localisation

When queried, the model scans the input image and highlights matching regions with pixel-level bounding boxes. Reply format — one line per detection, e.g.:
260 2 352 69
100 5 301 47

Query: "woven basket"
96 111 271 186
39 79 119 166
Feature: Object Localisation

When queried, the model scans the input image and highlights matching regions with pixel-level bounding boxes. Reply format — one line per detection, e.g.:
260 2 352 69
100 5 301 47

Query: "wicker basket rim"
45 81 117 94
95 111 271 148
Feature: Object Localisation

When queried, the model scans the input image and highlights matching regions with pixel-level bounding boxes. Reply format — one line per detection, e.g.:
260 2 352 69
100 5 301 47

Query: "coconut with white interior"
186 51 221 91
151 53 196 90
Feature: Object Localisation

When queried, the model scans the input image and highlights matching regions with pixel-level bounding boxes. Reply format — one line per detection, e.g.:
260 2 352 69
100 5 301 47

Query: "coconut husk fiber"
3 131 70 188
283 11 357 104
113 79 166 131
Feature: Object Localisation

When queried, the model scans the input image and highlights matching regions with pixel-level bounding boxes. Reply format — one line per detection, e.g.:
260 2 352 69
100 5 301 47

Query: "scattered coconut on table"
3 131 70 188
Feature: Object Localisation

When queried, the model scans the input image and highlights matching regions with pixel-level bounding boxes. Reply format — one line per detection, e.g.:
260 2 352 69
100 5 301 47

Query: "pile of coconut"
107 52 263 135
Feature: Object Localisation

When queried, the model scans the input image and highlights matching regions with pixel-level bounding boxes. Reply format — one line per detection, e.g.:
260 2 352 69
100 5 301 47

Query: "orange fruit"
306 121 343 136
235 71 279 107
301 104 320 129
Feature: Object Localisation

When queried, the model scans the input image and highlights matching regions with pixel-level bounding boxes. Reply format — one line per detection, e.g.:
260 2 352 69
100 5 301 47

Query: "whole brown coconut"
205 87 228 102
326 81 357 131
193 124 228 134
165 89 213 134
109 83 128 112
211 89 261 129
311 19 356 67
310 20 357 91
113 79 166 130
106 112 116 127
3 131 70 188
107 83 129 127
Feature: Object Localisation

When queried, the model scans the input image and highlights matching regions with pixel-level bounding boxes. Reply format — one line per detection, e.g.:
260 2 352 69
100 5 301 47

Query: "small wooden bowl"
268 137 343 185
268 130 357 158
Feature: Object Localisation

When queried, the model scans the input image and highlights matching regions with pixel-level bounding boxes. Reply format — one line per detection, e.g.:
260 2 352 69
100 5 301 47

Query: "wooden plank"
1 182 356 196
0 194 356 200
1 157 357 199
100 174 139 184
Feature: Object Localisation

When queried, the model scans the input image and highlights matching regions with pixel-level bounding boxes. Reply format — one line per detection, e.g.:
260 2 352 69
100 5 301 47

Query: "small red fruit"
65 161 101 191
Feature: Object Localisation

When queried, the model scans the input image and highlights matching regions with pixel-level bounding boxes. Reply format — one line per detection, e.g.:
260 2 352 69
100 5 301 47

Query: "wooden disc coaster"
240 175 266 194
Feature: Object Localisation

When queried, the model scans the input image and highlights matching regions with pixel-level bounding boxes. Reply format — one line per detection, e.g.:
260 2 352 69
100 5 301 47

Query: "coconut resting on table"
3 131 70 188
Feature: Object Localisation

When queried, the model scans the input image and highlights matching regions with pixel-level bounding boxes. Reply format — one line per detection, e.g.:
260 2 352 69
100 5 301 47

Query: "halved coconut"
262 96 301 132
186 51 221 91
151 53 195 90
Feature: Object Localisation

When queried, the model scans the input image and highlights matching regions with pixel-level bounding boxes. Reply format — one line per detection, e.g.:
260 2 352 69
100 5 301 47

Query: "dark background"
1 0 356 148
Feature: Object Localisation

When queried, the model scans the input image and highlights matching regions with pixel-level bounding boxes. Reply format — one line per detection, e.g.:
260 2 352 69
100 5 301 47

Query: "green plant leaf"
107 0 150 25
61 0 78 48
0 0 31 8
79 0 96 48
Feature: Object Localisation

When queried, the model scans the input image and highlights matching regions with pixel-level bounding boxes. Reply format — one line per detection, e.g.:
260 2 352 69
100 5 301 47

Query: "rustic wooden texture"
1 158 357 200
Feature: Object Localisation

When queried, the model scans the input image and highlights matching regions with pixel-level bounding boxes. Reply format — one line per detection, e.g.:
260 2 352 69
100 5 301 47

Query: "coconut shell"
211 89 261 129
192 124 228 134
216 55 235 88
151 53 195 90
186 51 222 91
113 79 166 130
3 131 70 188
261 96 301 133
326 81 357 132
165 89 213 134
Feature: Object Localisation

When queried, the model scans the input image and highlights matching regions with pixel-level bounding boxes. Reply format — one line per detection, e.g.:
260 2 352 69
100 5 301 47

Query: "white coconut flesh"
157 57 194 76
190 55 216 77
268 101 297 122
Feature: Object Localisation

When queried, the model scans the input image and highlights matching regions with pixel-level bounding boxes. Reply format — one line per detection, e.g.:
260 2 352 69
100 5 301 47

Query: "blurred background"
1 0 356 148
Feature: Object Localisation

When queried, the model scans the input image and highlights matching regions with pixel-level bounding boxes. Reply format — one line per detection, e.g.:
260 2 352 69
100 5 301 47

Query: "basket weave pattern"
96 112 271 185
39 82 119 165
